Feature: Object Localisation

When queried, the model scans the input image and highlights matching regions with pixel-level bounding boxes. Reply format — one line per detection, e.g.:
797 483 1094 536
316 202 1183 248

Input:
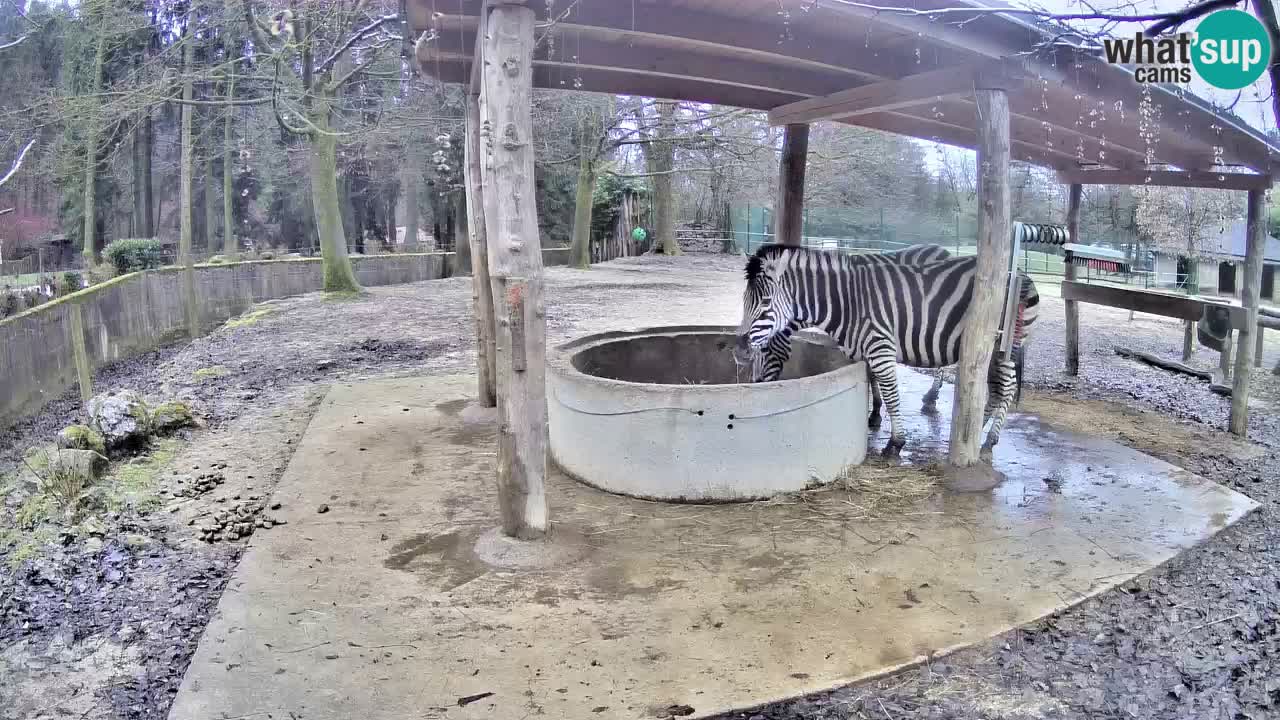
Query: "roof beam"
768 65 1023 126
850 111 1081 170
1057 169 1274 191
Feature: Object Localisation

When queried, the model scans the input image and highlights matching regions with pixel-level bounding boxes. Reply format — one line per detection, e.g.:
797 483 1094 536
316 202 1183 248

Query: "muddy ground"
1 253 1279 720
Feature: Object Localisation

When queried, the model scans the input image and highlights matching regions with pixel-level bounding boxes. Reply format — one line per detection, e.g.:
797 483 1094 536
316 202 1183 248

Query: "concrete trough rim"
549 324 862 395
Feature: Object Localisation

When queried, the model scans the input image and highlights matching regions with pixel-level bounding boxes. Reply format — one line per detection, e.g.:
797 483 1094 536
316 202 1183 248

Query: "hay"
749 461 940 522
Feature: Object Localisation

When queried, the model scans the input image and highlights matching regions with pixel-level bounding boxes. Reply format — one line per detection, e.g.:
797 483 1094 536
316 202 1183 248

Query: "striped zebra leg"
868 381 883 427
866 348 906 455
753 327 795 382
981 355 1018 456
921 372 943 415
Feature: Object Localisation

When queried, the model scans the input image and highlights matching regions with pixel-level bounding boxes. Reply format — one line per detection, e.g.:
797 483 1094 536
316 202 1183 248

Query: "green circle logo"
631 227 648 242
1192 9 1271 90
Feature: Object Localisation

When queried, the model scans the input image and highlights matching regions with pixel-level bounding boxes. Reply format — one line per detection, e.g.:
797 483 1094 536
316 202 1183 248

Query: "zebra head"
735 246 796 364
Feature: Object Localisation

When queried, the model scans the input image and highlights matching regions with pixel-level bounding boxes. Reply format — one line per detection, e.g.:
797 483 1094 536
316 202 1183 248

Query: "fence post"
68 302 93 403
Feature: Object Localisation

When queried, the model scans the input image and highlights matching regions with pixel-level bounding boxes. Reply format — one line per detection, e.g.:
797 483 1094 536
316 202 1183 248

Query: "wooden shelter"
410 0 1278 535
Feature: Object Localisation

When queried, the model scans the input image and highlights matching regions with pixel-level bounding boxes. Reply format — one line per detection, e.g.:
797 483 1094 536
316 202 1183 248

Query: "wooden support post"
68 303 93 403
465 89 497 407
480 3 548 539
1064 183 1082 376
948 87 1011 468
1183 321 1195 361
1229 188 1267 435
1256 328 1264 368
775 123 809 247
1219 330 1234 381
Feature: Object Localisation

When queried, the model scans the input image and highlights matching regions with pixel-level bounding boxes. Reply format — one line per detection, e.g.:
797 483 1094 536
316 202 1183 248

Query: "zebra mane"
745 243 796 281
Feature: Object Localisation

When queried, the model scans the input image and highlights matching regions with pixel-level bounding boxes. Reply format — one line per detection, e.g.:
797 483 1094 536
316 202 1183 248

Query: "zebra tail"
1014 344 1024 404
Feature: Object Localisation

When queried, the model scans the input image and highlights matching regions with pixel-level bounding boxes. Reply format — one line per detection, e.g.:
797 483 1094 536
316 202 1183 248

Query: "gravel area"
2 253 1278 720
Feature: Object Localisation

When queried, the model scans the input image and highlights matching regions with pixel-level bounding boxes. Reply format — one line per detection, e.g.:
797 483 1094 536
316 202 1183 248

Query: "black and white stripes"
734 243 1039 455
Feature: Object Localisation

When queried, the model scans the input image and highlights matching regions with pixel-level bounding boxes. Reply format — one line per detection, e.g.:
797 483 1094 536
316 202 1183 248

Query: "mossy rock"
152 401 195 434
57 425 107 455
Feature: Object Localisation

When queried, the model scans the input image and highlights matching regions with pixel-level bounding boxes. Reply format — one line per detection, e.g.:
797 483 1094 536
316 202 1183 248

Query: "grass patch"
193 365 231 380
103 437 180 513
15 493 55 530
225 306 276 329
322 289 368 303
1 526 56 568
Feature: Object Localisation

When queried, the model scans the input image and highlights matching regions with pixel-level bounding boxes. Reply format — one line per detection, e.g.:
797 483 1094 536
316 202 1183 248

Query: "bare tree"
242 0 402 292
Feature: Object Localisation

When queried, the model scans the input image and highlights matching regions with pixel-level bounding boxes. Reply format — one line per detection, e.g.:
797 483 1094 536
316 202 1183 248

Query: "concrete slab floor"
169 372 1257 720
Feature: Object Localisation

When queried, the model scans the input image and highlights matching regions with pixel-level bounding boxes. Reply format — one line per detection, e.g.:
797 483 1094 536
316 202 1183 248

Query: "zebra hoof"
920 402 938 416
881 439 905 457
979 444 995 461
867 413 883 428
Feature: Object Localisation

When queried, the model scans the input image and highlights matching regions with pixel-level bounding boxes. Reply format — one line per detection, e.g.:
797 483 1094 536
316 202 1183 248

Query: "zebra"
734 243 1039 456
747 244 1030 426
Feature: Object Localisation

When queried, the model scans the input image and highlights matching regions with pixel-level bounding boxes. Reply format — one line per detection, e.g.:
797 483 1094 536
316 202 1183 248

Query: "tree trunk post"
1183 320 1195 361
569 114 596 269
1229 188 1267 435
1064 183 1082 375
652 101 680 255
179 30 200 339
948 87 1012 470
480 3 548 539
82 28 108 264
1255 328 1264 368
1219 330 1234 381
308 93 361 293
775 123 809 247
465 89 498 407
223 71 236 257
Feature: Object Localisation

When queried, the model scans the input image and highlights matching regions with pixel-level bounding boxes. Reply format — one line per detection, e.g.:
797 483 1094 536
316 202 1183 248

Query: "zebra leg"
920 372 943 415
868 381 883 427
867 353 906 456
753 328 794 382
981 355 1018 457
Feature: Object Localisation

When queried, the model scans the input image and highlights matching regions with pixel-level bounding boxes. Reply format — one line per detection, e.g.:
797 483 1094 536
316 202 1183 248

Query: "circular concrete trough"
547 325 868 502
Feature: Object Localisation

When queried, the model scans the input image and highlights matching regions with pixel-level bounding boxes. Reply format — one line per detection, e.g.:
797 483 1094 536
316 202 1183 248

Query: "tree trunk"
948 87 1011 471
308 94 360 293
82 28 108 263
465 90 497 406
142 113 154 237
403 146 420 251
179 29 199 338
569 116 596 269
223 63 236 256
132 122 146 238
1064 183 1082 375
453 188 472 272
651 101 679 255
479 4 548 539
1229 189 1267 435
775 123 809 246
204 125 218 254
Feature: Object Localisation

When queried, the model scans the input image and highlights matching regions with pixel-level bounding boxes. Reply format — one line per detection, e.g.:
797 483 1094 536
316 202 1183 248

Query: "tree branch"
0 33 30 52
0 138 35 188
315 12 398 76
1250 0 1280 129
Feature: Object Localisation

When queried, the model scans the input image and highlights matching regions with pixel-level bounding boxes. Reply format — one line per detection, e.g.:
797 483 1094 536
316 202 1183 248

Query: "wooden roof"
410 0 1280 177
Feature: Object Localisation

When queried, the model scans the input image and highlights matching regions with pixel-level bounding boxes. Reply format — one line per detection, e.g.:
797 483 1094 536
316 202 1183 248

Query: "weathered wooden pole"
775 123 809 246
948 86 1012 468
1228 188 1267 435
1219 330 1234 381
1182 320 1195 361
465 89 497 407
1063 183 1082 375
1256 328 1264 368
479 2 548 538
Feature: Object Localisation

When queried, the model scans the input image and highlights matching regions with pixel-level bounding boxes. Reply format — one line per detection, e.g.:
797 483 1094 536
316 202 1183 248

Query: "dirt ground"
1 253 1279 720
